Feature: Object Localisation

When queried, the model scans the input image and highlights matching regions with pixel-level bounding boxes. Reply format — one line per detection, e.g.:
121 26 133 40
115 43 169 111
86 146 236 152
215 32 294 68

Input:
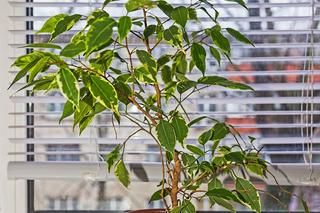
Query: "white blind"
7 0 320 185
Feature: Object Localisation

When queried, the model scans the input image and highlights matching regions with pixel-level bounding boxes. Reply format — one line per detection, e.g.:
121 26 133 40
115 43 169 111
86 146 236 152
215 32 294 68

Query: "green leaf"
191 43 206 74
198 76 254 90
210 197 235 212
87 9 109 25
144 25 157 39
59 101 75 123
118 16 132 42
226 0 248 9
156 120 176 154
161 65 173 84
198 129 213 145
186 145 204 157
134 66 155 83
177 80 197 94
158 1 173 17
226 28 254 46
90 50 114 74
157 54 171 68
210 27 230 53
181 200 196 213
302 199 310 213
88 75 119 116
125 0 155 12
106 145 121 172
60 41 86 57
56 68 80 107
79 115 94 134
213 122 230 141
136 50 157 77
209 46 221 66
171 6 189 27
207 188 241 203
225 151 245 164
163 25 183 47
149 188 170 203
102 0 112 8
208 178 223 189
22 43 62 49
171 115 188 145
188 8 198 20
236 177 261 213
86 17 116 56
37 14 67 34
73 95 93 128
28 56 50 82
114 160 130 188
51 14 82 40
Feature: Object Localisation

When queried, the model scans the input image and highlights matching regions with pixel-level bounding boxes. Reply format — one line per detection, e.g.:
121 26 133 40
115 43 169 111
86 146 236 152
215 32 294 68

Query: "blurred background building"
2 0 320 212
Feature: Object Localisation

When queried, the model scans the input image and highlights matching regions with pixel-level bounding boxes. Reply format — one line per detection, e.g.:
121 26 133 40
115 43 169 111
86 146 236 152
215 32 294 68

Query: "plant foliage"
10 0 302 212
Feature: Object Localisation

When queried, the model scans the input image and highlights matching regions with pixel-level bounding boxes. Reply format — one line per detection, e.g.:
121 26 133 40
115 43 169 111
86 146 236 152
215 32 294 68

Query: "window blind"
7 0 320 187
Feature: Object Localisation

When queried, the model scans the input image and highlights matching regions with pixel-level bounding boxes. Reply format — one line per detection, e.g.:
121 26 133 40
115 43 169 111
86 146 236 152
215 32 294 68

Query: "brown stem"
143 9 152 53
128 96 157 126
171 151 182 208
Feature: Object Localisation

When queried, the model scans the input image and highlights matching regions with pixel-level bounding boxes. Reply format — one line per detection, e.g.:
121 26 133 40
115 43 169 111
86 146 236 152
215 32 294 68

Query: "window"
6 0 320 212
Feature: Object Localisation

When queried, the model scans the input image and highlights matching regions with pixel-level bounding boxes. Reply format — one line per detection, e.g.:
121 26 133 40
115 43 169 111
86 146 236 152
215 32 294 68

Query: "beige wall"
0 1 26 213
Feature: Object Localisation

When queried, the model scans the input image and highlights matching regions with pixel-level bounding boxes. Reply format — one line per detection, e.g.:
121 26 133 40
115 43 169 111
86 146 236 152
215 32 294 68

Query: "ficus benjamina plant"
10 0 310 212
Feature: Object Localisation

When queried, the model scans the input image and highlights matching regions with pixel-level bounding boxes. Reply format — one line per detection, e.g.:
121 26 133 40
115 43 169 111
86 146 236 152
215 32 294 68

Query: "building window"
47 196 79 210
47 144 80 161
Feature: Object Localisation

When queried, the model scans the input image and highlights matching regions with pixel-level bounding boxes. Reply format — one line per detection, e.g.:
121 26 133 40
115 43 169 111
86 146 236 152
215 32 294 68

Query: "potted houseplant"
9 0 310 212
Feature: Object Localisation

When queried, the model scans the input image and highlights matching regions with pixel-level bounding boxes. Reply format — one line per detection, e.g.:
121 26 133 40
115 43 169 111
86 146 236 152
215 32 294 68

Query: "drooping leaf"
136 50 157 77
86 17 116 56
88 75 119 116
87 9 109 25
149 188 170 203
208 178 223 189
59 101 75 123
186 145 204 157
125 0 155 12
198 129 213 145
226 28 254 46
156 120 176 154
157 0 174 17
161 65 173 84
60 41 86 57
302 199 310 213
191 43 206 75
181 200 196 213
198 76 254 90
207 188 242 203
144 24 157 39
210 27 230 53
171 6 189 27
209 46 221 66
188 8 198 20
171 115 188 145
115 160 130 188
28 56 50 82
163 25 183 47
225 151 245 164
37 14 67 34
106 145 121 172
102 0 112 8
79 115 94 134
51 14 82 40
236 177 261 213
73 95 93 128
226 0 248 9
56 68 80 107
22 43 62 49
118 16 132 42
212 122 230 141
157 54 171 68
210 196 236 212
177 80 197 94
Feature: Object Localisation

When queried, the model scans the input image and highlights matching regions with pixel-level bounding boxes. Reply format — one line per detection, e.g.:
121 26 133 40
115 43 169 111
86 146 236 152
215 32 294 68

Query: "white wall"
0 1 26 213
